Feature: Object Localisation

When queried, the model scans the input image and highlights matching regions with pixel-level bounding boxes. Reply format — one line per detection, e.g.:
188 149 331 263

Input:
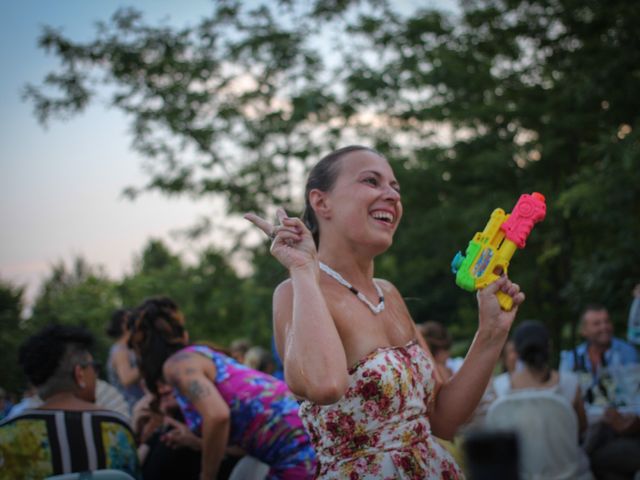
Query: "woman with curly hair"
0 324 140 479
128 296 316 480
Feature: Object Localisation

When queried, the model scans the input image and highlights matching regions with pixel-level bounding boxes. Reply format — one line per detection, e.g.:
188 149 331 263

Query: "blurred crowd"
418 284 640 480
1 284 639 480
0 299 294 480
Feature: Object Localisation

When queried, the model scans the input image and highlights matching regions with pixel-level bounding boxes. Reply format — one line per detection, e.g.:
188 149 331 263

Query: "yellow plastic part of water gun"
451 192 546 311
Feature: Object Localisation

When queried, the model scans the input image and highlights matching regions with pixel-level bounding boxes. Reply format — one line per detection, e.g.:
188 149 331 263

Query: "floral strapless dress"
299 341 464 479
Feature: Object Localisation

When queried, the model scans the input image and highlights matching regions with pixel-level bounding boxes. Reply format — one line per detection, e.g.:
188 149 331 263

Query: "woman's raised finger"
244 212 274 237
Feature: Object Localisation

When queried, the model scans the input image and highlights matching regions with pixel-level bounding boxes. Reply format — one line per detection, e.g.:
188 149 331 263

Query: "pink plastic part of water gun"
500 192 547 248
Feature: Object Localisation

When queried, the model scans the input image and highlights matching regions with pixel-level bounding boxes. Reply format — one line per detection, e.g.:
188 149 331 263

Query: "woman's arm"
429 277 524 440
112 346 141 387
274 270 349 404
246 209 349 404
164 353 230 480
573 384 588 436
161 416 203 451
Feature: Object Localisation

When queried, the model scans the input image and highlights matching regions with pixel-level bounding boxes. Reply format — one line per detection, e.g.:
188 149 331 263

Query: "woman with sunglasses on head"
245 145 525 479
128 296 316 480
0 324 140 479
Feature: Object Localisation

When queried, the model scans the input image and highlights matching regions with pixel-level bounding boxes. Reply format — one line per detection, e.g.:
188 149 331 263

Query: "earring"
79 382 86 389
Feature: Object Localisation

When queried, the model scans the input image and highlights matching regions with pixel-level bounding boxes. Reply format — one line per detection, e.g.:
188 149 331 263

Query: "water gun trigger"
476 262 509 290
497 290 514 311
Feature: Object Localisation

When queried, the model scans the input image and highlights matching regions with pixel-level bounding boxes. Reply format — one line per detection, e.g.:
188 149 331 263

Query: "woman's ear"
73 364 87 389
309 189 331 220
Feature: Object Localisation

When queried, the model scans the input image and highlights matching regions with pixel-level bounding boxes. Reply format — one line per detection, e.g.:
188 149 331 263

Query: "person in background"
500 338 519 374
492 338 519 396
0 388 13 420
418 321 467 464
560 304 638 378
131 390 163 444
626 284 640 346
560 303 639 413
5 379 131 421
488 320 593 479
0 324 140 479
139 380 203 480
588 407 640 480
244 346 276 375
106 308 144 413
420 321 456 382
95 377 131 419
230 338 251 364
458 338 520 435
5 383 40 420
128 296 317 479
570 288 640 480
500 321 588 435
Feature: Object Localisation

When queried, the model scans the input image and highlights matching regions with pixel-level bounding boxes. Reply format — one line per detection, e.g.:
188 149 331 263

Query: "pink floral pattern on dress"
299 341 464 479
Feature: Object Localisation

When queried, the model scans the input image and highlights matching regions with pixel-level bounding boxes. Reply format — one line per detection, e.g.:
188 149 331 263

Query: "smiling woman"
245 145 527 479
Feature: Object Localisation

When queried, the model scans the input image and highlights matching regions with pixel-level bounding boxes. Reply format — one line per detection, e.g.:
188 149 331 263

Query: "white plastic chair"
485 389 593 480
46 470 135 480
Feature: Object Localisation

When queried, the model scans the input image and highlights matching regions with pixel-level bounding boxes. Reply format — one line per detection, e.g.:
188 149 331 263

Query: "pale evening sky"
0 0 457 306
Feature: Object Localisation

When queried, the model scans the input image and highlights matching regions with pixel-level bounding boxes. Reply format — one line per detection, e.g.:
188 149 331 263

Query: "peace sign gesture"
244 208 318 272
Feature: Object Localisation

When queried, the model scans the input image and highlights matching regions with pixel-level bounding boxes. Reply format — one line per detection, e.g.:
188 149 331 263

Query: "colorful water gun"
451 192 546 311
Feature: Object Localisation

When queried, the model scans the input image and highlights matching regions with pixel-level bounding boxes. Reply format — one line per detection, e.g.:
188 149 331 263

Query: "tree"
368 0 640 347
0 280 28 393
26 0 640 351
119 239 254 346
29 257 121 364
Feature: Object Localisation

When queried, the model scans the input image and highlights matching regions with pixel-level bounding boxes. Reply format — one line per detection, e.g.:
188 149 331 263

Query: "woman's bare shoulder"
274 278 293 298
375 277 399 292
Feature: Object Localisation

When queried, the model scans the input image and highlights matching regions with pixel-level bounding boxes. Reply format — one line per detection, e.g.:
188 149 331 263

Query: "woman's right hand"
244 207 318 272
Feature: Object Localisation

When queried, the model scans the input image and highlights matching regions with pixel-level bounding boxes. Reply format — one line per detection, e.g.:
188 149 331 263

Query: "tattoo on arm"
170 351 193 363
186 380 211 402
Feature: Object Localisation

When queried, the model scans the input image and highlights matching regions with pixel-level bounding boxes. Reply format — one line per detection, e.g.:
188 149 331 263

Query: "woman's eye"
363 177 378 186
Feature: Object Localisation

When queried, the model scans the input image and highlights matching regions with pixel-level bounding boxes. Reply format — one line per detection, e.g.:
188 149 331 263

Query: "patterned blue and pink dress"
174 345 316 479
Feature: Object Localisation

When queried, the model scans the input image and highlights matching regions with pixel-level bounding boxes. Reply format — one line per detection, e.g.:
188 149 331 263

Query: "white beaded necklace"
319 262 385 314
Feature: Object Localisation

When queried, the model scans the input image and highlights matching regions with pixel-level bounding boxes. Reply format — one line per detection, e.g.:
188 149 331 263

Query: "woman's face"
320 150 402 250
76 355 99 403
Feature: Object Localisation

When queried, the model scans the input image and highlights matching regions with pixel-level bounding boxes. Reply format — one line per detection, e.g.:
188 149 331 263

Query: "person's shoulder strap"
185 344 216 359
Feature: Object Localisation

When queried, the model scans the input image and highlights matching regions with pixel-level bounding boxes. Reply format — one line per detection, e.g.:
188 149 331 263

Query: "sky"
0 0 458 307
0 0 225 305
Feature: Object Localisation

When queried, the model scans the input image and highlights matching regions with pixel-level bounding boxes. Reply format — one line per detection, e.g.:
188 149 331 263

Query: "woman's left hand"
161 417 202 451
476 276 525 339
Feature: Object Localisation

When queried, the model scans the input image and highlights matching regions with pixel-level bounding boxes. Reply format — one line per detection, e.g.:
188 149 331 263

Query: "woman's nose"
383 185 401 201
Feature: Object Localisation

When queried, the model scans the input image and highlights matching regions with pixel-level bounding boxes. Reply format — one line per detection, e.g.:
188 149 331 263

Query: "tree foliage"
1 237 291 394
0 281 28 393
24 0 640 356
29 258 121 365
